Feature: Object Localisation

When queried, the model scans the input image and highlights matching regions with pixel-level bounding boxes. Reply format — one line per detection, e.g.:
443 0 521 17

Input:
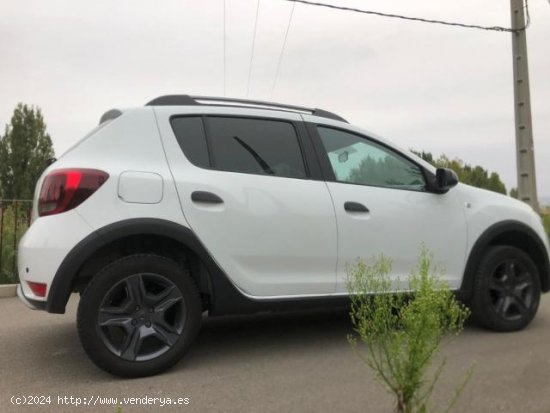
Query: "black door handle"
191 191 224 204
344 201 369 213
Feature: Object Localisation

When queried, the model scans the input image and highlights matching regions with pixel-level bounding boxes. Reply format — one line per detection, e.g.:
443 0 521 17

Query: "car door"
155 106 338 297
305 120 468 293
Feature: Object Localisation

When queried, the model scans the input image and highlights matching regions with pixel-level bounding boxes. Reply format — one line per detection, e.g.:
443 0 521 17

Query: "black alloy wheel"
488 259 535 322
98 273 186 362
471 246 541 332
77 254 202 377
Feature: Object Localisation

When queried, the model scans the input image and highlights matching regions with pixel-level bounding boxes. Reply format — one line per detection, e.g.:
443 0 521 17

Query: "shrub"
0 202 31 284
347 250 472 413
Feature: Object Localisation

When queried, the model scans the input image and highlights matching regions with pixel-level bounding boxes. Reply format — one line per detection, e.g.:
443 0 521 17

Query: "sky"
1 0 549 199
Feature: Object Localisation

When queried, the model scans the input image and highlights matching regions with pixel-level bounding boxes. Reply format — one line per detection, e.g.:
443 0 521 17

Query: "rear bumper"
17 284 47 311
18 210 95 313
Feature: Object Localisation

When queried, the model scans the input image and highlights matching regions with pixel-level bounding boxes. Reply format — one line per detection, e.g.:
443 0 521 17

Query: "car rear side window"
171 117 210 168
206 117 307 179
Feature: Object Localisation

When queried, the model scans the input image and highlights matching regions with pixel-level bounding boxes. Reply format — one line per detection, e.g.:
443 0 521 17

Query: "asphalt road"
1 294 550 413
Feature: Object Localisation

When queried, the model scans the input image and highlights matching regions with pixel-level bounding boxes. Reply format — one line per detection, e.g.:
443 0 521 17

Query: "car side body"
16 96 550 376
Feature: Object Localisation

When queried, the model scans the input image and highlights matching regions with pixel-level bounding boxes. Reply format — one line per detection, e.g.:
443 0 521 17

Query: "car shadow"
183 307 353 370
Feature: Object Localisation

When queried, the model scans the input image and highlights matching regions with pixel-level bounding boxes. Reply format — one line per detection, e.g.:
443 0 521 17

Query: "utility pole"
510 0 539 212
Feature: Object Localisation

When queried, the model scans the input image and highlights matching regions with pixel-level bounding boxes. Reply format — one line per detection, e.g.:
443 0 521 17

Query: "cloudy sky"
1 0 549 199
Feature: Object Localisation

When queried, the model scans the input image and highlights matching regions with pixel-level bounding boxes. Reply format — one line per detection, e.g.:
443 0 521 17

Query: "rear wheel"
471 246 540 332
77 254 202 377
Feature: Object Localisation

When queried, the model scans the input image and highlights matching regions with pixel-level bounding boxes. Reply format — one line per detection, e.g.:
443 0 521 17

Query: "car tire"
77 254 202 377
470 246 540 332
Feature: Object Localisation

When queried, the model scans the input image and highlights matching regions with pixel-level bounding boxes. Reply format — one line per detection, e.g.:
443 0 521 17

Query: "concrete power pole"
510 0 539 212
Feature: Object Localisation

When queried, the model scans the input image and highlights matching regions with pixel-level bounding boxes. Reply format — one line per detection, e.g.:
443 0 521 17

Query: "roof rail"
145 95 348 123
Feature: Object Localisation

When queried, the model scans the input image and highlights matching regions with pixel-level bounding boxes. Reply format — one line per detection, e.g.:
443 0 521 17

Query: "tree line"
411 150 515 196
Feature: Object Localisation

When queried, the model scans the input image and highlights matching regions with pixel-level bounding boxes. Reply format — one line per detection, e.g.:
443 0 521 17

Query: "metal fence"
0 200 32 284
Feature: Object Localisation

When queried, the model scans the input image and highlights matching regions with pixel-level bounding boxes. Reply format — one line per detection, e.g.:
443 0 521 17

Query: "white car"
17 95 550 377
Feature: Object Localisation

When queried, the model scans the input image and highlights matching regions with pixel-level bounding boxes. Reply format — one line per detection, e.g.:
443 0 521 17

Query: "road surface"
1 294 550 413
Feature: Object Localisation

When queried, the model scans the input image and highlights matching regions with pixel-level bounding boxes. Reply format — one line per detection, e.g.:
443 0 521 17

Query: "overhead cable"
283 0 530 33
271 2 296 98
247 0 261 97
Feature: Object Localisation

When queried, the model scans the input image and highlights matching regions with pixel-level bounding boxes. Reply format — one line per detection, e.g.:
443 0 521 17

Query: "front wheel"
77 254 202 377
470 246 541 332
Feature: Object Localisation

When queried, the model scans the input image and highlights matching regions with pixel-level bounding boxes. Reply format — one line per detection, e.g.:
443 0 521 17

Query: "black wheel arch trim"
46 218 349 315
47 218 222 313
459 220 550 301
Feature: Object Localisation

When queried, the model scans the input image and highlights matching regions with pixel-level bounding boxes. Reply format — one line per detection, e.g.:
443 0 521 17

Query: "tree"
412 150 507 195
0 103 55 199
487 172 506 195
509 187 518 199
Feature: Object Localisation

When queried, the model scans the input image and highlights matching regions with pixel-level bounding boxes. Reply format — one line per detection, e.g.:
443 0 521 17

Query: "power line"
282 0 530 33
246 0 261 97
271 2 296 98
223 0 226 97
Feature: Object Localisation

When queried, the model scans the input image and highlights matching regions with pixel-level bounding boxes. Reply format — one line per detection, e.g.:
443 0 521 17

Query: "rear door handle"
191 191 224 204
344 201 369 213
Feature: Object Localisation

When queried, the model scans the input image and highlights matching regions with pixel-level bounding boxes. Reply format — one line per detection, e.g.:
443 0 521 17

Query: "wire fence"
0 199 33 284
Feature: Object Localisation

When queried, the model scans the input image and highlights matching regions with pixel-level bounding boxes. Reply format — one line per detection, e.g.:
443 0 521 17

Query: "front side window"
207 117 306 179
318 126 426 191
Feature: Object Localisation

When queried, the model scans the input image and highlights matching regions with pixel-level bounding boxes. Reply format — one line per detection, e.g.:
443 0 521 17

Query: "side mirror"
435 168 458 193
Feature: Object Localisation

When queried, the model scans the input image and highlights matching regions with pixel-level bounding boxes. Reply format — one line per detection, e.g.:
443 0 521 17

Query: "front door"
310 123 468 292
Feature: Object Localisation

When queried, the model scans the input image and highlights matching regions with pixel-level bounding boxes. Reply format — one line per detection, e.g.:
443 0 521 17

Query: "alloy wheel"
488 259 535 322
97 273 186 361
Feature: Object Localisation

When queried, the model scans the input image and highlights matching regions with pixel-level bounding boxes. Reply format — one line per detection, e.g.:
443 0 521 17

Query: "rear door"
155 106 337 297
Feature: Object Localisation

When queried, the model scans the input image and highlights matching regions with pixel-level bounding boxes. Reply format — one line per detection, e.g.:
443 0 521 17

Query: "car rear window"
171 116 210 168
206 117 306 179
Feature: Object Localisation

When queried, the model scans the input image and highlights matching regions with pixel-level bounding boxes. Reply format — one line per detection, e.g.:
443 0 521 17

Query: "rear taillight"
27 281 47 297
38 168 109 216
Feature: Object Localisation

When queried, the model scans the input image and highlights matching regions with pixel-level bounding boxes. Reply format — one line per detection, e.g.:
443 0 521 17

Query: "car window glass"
171 117 210 168
207 117 306 179
318 126 426 191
